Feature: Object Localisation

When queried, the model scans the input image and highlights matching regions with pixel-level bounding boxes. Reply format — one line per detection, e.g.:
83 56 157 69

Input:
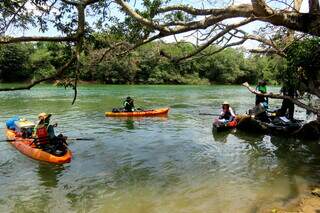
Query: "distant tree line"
0 33 286 85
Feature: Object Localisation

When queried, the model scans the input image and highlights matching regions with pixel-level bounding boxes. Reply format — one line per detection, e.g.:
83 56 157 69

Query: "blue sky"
7 0 310 49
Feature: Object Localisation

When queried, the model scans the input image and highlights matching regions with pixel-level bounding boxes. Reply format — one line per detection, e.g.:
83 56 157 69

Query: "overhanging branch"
0 36 77 44
242 82 319 114
0 55 76 91
160 18 254 62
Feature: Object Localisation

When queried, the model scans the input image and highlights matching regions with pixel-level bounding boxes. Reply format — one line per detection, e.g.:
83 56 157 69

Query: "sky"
7 0 310 50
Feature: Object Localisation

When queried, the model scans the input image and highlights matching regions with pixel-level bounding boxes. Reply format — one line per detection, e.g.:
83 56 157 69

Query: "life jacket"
220 110 232 120
36 126 48 144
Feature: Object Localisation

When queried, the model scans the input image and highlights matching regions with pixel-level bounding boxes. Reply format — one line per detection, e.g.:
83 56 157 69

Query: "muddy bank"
263 188 320 213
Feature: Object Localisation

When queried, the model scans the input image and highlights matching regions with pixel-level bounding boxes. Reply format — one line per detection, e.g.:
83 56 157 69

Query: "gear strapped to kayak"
5 116 72 164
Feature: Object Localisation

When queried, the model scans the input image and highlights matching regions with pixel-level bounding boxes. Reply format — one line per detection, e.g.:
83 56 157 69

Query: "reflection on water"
0 84 319 212
37 163 65 188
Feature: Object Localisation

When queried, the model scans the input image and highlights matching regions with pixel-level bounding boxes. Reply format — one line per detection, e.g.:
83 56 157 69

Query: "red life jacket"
36 126 48 144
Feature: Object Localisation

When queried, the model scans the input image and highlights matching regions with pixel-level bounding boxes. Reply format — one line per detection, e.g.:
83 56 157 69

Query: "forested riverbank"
0 33 286 85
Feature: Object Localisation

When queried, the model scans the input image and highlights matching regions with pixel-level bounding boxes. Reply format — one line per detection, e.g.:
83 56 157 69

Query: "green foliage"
284 38 320 91
0 33 287 85
0 42 73 82
0 44 33 82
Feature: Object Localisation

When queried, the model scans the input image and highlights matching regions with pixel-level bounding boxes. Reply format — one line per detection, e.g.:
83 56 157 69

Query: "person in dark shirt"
278 86 297 120
123 97 135 112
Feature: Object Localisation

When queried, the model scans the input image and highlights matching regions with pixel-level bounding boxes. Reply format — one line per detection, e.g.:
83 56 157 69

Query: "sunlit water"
0 84 319 213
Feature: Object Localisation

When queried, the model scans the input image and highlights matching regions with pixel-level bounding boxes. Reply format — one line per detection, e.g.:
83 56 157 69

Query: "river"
0 84 319 212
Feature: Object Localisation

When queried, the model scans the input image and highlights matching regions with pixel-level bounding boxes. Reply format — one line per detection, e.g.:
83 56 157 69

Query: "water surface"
0 84 319 212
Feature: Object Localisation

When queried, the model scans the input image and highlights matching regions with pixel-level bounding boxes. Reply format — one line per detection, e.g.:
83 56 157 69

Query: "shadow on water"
37 163 65 188
212 128 233 143
213 128 320 207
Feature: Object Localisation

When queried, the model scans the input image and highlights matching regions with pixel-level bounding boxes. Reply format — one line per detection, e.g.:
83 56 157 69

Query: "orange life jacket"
36 126 48 144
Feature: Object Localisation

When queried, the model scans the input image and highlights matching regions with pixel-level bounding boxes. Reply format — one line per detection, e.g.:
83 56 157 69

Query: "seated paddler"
33 112 56 148
219 101 235 122
123 96 135 112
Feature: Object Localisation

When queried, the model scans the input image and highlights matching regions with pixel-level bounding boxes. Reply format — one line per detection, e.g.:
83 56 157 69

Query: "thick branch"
116 0 320 37
242 82 319 114
157 4 253 16
0 36 77 44
115 0 170 33
251 0 274 16
61 0 79 6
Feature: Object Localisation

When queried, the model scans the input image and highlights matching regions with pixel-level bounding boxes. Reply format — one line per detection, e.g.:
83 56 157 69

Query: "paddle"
0 139 33 143
199 113 221 116
0 137 95 143
67 137 95 141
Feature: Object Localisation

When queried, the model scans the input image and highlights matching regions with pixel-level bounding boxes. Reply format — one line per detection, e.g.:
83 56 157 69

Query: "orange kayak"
105 107 170 117
5 129 72 164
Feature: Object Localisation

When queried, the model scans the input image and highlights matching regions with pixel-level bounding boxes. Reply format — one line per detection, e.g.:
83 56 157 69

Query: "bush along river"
0 84 320 212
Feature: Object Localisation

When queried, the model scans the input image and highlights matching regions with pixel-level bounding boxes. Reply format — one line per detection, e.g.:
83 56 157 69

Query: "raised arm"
242 82 269 95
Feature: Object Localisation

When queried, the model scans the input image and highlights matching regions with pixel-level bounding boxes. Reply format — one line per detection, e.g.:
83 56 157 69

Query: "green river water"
0 84 320 213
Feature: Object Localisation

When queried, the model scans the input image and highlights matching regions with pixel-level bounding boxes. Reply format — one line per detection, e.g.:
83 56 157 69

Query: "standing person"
255 80 268 109
219 101 236 122
278 86 297 120
123 96 135 112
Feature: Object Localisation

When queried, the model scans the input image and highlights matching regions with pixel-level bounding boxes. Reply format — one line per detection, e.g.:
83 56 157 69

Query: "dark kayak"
237 115 303 135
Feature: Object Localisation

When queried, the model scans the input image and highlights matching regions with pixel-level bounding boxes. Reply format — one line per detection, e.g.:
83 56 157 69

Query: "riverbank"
263 187 320 213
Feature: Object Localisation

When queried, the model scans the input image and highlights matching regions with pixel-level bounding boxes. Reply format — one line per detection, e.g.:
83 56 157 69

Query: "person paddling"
33 112 54 148
219 101 235 122
33 113 67 155
123 97 135 112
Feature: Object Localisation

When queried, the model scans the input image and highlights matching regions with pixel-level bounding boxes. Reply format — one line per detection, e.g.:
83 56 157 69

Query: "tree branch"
116 0 320 37
115 0 170 33
242 82 319 114
160 18 254 62
0 36 77 44
0 55 76 92
157 4 253 16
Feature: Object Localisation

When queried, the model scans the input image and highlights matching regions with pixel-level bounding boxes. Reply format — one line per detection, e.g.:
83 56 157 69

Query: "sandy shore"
264 188 320 213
